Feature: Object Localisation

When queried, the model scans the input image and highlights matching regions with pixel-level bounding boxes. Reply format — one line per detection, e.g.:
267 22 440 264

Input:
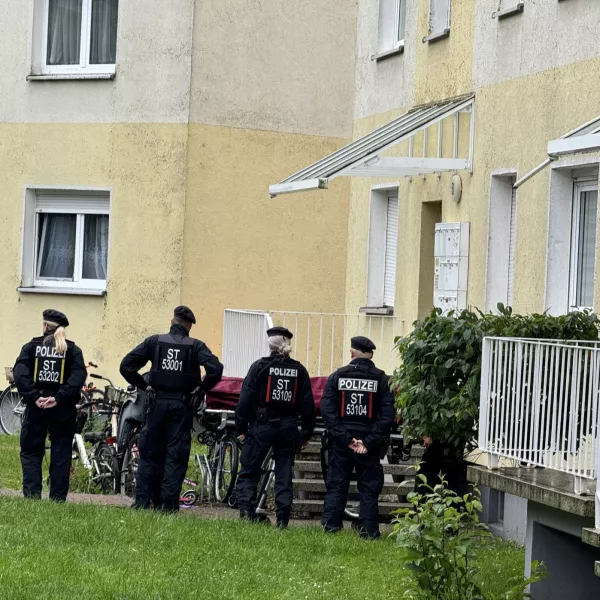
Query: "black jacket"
13 336 87 409
235 354 316 441
320 358 395 451
119 324 223 393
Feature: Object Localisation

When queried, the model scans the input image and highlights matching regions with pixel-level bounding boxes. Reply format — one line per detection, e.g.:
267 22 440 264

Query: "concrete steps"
292 478 414 495
292 498 410 517
294 459 415 477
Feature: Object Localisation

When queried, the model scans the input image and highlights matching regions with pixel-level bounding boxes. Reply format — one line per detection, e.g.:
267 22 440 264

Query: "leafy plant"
391 305 599 455
393 476 547 600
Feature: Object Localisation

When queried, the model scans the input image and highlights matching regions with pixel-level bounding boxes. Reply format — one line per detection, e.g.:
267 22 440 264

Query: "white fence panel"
222 309 272 377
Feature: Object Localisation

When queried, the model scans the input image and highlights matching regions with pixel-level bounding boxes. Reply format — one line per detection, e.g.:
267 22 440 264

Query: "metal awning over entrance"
515 114 600 188
269 94 475 197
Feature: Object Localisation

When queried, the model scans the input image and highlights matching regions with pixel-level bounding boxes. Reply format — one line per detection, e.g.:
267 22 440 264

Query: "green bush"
391 305 599 455
393 476 547 600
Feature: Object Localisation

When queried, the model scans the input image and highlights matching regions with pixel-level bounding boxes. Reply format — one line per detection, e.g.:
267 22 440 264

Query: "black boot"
240 509 255 521
254 512 271 525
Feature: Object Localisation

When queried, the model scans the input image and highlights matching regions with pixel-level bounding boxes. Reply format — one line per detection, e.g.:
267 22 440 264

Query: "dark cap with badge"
174 305 196 325
42 309 69 328
351 336 376 353
267 326 293 340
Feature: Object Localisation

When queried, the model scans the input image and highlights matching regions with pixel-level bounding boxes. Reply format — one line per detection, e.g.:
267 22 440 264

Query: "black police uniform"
13 310 87 501
320 337 395 538
119 307 223 512
235 328 316 526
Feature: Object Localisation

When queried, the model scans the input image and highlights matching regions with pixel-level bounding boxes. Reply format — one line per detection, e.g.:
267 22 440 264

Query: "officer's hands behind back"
35 397 57 409
349 438 367 454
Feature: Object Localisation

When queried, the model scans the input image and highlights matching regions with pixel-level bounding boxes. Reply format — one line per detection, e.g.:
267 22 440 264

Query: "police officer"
14 309 87 501
120 306 223 512
320 336 395 539
235 326 316 527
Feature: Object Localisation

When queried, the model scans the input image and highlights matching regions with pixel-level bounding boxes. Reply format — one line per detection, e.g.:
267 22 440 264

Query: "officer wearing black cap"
235 326 316 527
120 306 223 511
13 309 87 501
320 336 395 538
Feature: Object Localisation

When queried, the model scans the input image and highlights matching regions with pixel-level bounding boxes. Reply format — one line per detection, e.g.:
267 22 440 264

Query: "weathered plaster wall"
180 124 351 352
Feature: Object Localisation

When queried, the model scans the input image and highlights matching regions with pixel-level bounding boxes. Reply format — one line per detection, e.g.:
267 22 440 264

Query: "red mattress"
206 376 328 413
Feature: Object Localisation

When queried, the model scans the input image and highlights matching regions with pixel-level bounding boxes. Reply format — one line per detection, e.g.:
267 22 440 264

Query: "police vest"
258 357 302 414
150 334 199 394
32 341 71 392
337 366 384 425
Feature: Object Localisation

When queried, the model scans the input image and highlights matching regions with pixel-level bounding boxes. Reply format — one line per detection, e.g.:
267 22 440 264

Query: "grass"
0 497 525 600
0 434 526 599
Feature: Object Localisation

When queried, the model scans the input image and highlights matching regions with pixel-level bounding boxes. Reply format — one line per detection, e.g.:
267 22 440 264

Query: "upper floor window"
569 182 598 311
39 0 118 75
378 0 407 55
425 0 451 42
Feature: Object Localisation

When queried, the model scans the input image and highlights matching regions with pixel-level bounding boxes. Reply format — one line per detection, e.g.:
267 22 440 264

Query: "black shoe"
275 520 288 529
254 513 271 525
240 510 255 521
359 530 381 540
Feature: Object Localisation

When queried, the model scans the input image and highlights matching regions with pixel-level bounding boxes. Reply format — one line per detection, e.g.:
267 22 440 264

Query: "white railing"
222 309 403 379
479 337 600 501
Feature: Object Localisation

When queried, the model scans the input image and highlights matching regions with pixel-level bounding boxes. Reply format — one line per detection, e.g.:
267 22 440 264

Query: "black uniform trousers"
416 442 470 498
236 418 298 523
135 396 193 512
321 443 384 538
20 404 76 501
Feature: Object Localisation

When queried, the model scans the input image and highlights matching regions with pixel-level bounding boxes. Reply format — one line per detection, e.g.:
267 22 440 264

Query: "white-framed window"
426 0 451 41
36 0 119 75
569 181 598 311
366 188 398 310
377 0 407 54
20 189 110 294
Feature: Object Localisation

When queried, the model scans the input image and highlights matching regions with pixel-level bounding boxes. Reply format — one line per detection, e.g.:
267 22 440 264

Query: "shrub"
391 305 599 455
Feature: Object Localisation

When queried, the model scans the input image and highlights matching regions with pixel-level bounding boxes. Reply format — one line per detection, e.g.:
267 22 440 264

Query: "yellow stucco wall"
181 124 350 353
0 124 188 382
344 55 600 329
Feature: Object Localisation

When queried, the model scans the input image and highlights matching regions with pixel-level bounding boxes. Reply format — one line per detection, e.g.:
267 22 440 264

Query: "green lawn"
0 497 525 600
0 434 526 599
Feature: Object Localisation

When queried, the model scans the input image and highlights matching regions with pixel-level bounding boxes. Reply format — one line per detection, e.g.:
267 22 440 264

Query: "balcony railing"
478 337 600 506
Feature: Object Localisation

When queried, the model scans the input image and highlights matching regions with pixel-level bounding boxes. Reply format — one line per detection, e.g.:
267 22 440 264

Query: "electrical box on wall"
434 222 470 312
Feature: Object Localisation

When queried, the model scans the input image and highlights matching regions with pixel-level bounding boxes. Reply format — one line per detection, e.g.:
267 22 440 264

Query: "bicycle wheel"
0 385 24 435
255 448 275 514
121 433 140 498
93 442 119 494
214 436 239 503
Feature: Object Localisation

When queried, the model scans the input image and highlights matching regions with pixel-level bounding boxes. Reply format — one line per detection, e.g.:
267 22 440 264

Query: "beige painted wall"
0 124 188 381
180 124 351 353
190 0 358 138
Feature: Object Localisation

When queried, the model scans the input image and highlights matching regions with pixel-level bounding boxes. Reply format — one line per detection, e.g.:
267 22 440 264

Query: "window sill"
359 306 394 316
27 73 115 81
423 28 450 43
371 44 404 62
493 2 524 19
17 287 106 297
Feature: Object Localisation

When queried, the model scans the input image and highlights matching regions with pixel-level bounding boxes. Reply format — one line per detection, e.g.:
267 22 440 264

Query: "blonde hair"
43 321 68 355
268 335 292 357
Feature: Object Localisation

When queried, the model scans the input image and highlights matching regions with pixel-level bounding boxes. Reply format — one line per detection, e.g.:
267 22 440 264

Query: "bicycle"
0 363 102 436
180 407 240 506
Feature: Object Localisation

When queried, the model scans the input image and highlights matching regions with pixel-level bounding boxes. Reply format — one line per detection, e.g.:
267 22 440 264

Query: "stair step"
292 498 409 516
294 460 416 476
302 440 425 459
293 478 414 495
582 527 600 548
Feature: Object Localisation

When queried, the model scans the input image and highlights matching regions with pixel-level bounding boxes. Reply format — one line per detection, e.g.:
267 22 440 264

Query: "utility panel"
434 222 470 312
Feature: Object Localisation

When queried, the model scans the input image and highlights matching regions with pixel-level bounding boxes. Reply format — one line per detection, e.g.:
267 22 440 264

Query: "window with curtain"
377 0 407 54
569 184 598 310
44 0 118 73
33 192 110 290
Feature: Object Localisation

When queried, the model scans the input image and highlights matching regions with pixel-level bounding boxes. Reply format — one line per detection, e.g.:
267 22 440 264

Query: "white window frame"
365 186 398 312
376 0 407 57
568 180 598 312
424 0 451 42
20 187 111 295
39 0 117 75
